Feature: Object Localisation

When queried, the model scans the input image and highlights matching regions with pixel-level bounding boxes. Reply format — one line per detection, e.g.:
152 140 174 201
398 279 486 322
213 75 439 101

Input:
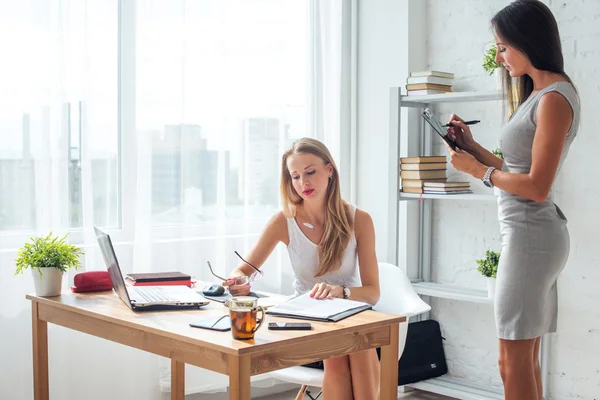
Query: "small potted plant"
491 148 504 196
482 43 502 90
15 232 84 297
476 250 500 300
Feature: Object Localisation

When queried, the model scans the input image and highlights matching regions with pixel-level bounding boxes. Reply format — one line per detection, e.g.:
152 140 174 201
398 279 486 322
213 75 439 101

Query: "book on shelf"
406 83 452 92
400 162 446 171
423 181 470 188
409 70 455 79
400 156 447 164
406 76 454 86
402 187 424 194
421 180 472 195
407 89 448 96
401 169 447 180
423 187 471 192
422 189 473 195
401 178 447 188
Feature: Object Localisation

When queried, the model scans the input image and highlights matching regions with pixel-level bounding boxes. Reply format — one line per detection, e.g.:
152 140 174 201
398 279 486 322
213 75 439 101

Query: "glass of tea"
225 296 265 340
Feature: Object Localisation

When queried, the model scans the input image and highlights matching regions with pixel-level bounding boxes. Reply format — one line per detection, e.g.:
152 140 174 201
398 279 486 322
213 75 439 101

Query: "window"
0 0 119 232
135 0 308 226
0 0 310 239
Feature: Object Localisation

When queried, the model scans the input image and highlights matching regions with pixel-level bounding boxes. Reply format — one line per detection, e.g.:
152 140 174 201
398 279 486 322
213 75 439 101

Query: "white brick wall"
426 1 600 399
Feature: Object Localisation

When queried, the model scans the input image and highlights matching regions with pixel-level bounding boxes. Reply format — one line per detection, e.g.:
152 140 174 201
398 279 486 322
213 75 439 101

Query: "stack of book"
125 272 192 287
400 156 447 193
422 181 472 195
406 70 454 96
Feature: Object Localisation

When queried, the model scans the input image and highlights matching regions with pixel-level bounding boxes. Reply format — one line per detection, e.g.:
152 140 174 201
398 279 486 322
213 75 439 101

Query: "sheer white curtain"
309 0 356 201
0 0 355 398
0 1 122 399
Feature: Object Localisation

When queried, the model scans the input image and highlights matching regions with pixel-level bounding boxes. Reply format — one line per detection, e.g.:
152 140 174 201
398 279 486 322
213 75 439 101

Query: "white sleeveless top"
286 206 362 295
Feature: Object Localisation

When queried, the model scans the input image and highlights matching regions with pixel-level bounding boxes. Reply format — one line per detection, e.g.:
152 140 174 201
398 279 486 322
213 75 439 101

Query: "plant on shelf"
482 44 501 76
476 250 500 278
492 147 504 160
476 250 500 299
15 232 84 297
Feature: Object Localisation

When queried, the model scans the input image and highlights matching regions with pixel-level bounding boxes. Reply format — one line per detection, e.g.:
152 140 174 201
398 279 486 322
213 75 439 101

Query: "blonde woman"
224 137 381 400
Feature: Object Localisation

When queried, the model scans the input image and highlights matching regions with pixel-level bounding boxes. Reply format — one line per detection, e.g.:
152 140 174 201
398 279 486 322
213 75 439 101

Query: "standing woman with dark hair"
443 1 580 399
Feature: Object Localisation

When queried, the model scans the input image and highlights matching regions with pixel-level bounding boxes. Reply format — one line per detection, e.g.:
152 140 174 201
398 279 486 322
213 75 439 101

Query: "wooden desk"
27 291 404 400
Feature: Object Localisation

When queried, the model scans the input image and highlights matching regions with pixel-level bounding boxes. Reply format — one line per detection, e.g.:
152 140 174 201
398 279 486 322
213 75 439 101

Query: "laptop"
94 227 209 311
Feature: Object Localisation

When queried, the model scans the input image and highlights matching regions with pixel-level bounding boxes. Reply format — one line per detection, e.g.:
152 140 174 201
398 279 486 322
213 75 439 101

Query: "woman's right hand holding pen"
447 113 477 152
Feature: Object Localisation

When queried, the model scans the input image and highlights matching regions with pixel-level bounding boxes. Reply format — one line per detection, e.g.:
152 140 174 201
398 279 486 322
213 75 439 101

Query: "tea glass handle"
253 306 266 333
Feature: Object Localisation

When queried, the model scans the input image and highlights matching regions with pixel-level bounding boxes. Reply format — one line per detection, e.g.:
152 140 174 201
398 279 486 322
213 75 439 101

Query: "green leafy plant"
476 250 500 278
482 44 501 76
15 233 84 278
492 147 504 160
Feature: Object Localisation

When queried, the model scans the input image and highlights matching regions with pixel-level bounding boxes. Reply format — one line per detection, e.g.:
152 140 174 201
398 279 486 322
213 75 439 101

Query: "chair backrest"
373 263 431 362
373 262 430 318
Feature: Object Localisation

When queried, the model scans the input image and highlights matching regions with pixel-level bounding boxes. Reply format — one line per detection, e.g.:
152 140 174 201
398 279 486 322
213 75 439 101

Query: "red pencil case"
71 271 113 293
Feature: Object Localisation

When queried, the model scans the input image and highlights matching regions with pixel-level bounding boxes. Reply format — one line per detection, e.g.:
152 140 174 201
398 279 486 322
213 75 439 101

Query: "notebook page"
267 292 370 319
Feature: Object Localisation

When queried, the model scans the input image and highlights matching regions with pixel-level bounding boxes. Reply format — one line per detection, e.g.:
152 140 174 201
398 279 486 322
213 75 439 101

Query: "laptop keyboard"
135 287 177 303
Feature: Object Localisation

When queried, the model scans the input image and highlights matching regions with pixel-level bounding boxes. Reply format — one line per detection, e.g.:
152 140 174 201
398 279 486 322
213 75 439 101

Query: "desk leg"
228 355 251 400
379 324 399 400
32 302 49 400
171 359 185 400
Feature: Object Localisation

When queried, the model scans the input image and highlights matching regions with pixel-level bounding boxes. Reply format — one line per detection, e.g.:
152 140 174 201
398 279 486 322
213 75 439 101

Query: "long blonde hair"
280 138 353 277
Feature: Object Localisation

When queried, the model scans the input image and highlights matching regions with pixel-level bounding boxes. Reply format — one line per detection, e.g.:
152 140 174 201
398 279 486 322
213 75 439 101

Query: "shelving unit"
388 89 550 399
411 281 492 304
399 192 495 202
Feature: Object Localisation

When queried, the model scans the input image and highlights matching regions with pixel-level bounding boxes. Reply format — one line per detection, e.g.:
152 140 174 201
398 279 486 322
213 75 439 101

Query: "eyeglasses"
207 251 263 286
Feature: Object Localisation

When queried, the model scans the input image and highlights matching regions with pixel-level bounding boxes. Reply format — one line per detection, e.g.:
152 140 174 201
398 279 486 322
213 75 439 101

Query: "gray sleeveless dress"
496 81 580 340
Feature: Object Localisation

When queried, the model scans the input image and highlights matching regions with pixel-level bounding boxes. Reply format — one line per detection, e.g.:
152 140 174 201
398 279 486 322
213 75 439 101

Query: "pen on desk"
443 120 481 127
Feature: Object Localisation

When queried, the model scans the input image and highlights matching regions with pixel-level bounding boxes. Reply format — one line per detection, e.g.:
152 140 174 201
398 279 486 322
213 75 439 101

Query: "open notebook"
265 292 372 322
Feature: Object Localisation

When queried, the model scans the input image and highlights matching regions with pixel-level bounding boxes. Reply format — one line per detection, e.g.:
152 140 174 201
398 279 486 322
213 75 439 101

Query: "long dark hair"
491 0 573 114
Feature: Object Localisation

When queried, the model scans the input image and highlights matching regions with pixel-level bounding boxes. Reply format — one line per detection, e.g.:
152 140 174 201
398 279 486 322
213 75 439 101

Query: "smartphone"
268 322 312 331
421 108 459 150
189 315 231 332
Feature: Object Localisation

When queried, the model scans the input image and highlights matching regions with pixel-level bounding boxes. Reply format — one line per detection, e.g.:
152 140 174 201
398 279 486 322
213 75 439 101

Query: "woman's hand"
447 145 484 177
309 283 343 300
447 114 476 151
222 278 251 296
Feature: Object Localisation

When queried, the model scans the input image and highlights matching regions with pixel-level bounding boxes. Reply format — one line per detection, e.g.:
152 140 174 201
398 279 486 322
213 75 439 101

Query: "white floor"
179 387 458 400
260 388 457 400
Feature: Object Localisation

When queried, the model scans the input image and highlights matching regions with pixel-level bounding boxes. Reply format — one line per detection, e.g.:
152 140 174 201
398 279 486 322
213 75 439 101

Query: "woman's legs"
533 337 543 400
322 356 353 400
348 349 380 400
498 338 539 400
322 349 380 400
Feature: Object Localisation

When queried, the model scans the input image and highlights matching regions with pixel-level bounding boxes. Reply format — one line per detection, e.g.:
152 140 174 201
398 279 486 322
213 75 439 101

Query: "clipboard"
421 108 459 150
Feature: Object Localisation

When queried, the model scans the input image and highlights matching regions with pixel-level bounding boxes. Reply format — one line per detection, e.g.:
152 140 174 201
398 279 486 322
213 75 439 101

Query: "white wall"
358 0 600 399
357 0 427 268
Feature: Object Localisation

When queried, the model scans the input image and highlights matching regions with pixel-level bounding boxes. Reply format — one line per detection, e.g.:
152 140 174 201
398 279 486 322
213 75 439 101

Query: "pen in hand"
443 120 481 127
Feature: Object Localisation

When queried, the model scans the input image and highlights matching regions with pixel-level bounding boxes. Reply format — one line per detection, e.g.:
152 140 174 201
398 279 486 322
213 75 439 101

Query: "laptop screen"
94 227 132 308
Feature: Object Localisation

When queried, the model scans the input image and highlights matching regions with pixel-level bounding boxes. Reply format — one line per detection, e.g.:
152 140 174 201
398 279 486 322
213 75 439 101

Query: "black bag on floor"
310 320 447 385
395 319 448 385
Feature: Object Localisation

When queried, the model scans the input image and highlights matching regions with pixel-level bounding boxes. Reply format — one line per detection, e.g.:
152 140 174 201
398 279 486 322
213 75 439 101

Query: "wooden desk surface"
26 290 405 358
28 289 404 399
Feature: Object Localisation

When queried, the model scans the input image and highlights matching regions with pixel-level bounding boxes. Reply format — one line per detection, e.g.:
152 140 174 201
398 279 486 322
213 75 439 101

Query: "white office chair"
268 262 431 400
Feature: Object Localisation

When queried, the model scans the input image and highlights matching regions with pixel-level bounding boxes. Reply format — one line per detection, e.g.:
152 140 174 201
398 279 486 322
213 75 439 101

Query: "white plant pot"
32 268 64 297
486 277 496 300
